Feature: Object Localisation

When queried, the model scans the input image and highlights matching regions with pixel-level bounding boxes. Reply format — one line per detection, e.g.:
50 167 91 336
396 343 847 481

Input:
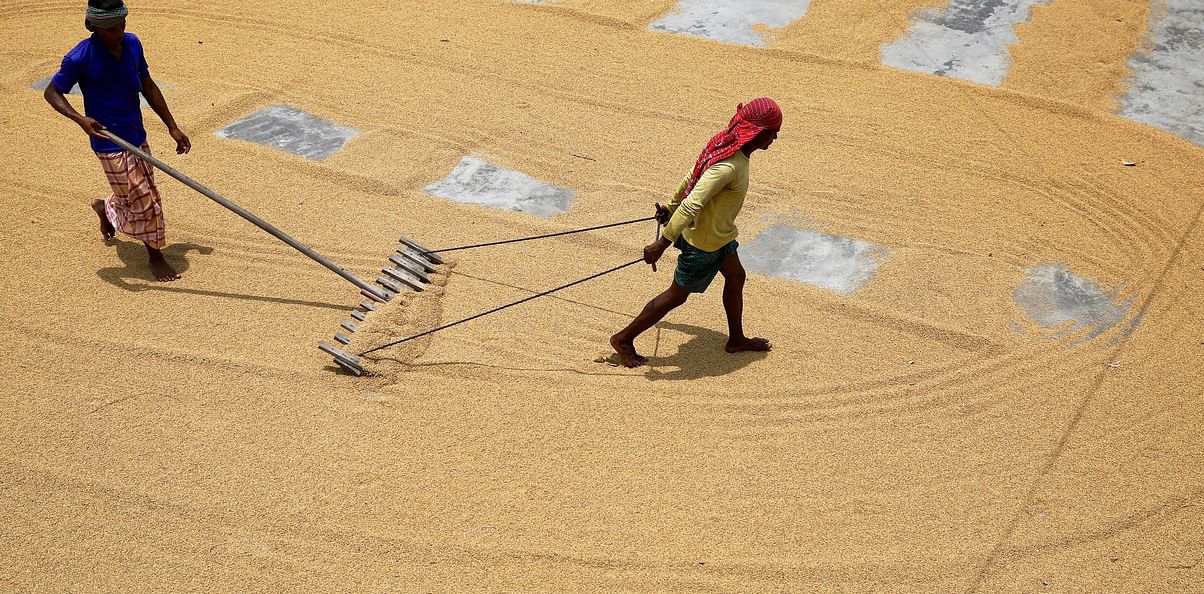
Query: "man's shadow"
645 321 770 381
96 240 349 311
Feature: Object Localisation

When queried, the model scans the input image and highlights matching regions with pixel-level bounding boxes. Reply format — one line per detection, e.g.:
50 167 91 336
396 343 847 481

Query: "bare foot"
147 247 180 282
726 336 772 353
90 199 115 241
609 334 648 368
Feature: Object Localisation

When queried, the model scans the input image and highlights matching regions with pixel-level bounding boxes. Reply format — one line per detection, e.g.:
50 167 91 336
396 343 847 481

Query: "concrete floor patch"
1013 263 1138 343
215 105 359 161
649 0 812 47
1118 0 1204 147
741 225 890 293
423 156 575 217
881 0 1051 85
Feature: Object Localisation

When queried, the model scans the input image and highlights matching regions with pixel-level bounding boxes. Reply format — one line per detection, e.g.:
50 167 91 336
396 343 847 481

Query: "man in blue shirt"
44 0 191 281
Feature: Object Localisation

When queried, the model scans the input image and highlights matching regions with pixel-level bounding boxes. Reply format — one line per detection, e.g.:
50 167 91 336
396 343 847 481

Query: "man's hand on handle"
648 203 673 271
655 202 671 225
644 236 671 267
76 116 107 139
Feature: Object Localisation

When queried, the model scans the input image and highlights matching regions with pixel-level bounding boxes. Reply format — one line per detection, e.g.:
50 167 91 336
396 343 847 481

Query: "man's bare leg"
611 283 690 367
719 251 771 353
90 199 115 241
146 244 180 281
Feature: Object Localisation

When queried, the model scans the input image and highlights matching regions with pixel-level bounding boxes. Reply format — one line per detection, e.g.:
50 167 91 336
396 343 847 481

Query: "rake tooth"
359 300 378 312
334 333 352 345
319 342 365 376
388 254 433 281
362 288 392 303
351 310 368 321
381 266 424 291
341 320 358 333
376 276 406 294
392 249 437 274
398 236 444 265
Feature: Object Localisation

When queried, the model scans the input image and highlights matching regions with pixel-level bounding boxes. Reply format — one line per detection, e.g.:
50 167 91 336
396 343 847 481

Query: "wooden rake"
99 131 428 375
318 236 444 376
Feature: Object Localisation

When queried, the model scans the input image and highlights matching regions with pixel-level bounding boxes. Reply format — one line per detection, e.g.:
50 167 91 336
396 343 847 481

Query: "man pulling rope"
610 98 782 368
44 0 192 282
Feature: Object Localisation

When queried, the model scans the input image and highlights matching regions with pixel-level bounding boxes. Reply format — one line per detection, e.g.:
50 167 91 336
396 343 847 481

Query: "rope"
423 216 656 255
358 258 645 356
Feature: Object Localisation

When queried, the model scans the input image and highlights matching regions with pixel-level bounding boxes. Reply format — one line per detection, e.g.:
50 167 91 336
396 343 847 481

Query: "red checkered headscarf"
683 97 782 196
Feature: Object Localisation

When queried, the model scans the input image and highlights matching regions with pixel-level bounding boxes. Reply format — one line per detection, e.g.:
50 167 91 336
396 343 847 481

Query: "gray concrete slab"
1118 0 1204 147
741 225 890 293
1013 263 1138 343
880 0 1050 85
31 75 170 108
215 105 359 161
649 0 812 47
33 76 79 95
423 156 575 218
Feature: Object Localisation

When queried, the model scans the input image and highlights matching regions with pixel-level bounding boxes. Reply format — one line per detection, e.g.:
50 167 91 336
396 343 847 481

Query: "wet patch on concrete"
215 105 359 161
649 0 812 47
1118 0 1204 147
741 225 890 293
31 75 170 108
881 0 1051 85
1013 264 1138 343
423 156 575 217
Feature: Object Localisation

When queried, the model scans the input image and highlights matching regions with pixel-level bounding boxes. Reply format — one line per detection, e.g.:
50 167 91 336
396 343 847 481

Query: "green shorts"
673 237 738 293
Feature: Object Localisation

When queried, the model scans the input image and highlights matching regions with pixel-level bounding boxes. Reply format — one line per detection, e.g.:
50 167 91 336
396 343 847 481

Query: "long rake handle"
101 131 390 301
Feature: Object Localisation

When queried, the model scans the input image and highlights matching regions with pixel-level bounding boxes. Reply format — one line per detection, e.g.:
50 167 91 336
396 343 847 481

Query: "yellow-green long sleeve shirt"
661 151 750 252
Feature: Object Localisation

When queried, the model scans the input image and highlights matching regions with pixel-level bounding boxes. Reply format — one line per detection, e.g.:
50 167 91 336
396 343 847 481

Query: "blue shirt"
51 33 150 153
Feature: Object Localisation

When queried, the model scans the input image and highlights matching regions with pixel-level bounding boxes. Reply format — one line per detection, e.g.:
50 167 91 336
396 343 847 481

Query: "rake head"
319 235 442 375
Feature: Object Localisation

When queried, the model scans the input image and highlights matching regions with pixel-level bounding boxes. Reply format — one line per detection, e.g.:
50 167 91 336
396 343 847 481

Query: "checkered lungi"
96 144 166 249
